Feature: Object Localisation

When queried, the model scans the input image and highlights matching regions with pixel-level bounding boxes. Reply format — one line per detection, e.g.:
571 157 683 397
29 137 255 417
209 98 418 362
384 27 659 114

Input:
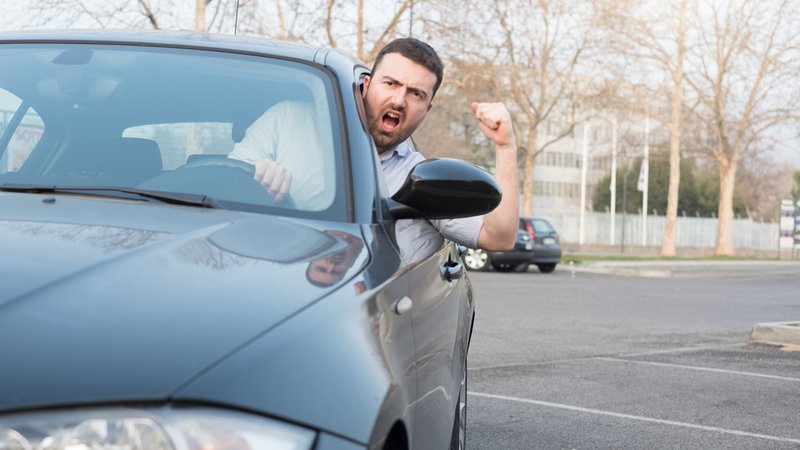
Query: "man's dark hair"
372 38 444 98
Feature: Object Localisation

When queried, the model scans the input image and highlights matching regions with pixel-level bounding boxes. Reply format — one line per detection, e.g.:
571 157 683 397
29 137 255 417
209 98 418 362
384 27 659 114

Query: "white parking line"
613 343 746 358
470 392 800 445
595 357 800 382
468 344 747 373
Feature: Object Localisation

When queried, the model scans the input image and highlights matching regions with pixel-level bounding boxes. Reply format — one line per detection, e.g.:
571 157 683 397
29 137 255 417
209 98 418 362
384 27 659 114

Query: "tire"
449 359 467 450
463 249 490 271
536 263 557 273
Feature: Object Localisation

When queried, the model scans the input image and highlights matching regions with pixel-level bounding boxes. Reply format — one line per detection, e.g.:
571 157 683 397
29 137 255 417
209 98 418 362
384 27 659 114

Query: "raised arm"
472 102 519 252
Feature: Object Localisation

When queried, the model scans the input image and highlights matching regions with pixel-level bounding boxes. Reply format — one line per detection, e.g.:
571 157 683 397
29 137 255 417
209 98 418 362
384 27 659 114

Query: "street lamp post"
609 118 618 245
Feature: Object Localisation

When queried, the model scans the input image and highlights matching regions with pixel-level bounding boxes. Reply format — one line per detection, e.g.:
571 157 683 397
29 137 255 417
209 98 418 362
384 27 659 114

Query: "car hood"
0 193 368 413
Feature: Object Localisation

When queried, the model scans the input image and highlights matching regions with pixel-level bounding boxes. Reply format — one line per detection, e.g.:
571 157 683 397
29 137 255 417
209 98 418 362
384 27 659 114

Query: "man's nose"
390 89 406 108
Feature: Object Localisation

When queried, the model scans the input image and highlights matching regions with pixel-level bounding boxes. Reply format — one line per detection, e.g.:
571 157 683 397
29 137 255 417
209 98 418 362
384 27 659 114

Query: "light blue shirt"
228 101 333 211
381 141 483 265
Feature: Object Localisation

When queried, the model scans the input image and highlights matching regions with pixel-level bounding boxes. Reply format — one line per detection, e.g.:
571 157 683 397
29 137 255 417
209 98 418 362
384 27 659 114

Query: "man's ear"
362 75 371 99
426 100 433 112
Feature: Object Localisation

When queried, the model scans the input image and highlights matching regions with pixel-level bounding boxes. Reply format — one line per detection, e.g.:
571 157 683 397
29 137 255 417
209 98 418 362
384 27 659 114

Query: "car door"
407 241 471 449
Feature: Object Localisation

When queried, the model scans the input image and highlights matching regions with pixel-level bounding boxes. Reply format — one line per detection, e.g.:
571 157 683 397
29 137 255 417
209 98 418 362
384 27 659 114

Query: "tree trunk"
661 125 681 256
325 0 337 48
715 158 737 256
274 0 286 39
357 0 363 60
661 0 686 258
138 0 159 29
195 0 205 31
521 125 538 217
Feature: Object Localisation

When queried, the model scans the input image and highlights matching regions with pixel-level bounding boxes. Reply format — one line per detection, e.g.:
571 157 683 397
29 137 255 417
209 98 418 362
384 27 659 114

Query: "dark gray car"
463 217 561 273
0 30 499 450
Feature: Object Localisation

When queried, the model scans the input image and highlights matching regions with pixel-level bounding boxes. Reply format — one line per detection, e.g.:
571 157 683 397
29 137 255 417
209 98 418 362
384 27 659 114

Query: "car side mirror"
388 158 502 220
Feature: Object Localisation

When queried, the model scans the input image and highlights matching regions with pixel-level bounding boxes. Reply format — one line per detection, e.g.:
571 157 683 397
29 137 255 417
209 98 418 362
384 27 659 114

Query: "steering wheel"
178 155 257 175
139 156 296 208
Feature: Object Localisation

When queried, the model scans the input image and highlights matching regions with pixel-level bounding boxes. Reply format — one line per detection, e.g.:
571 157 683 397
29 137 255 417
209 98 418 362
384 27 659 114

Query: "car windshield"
531 218 555 234
0 43 344 219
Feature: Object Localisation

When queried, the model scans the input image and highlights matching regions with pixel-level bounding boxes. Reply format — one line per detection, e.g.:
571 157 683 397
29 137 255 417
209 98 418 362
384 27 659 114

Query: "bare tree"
411 4 502 162
415 58 505 163
685 0 800 255
21 0 235 32
603 0 691 256
237 1 316 40
23 0 163 29
251 0 411 61
140 0 161 29
476 0 599 217
195 0 232 33
325 0 337 48
273 0 287 38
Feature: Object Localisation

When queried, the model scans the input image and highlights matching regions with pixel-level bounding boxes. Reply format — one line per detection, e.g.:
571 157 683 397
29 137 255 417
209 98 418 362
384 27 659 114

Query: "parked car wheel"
469 217 561 275
537 263 557 273
464 248 490 271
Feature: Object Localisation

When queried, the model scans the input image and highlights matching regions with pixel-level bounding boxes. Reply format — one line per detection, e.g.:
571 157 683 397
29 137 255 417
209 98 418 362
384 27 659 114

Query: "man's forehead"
373 53 437 90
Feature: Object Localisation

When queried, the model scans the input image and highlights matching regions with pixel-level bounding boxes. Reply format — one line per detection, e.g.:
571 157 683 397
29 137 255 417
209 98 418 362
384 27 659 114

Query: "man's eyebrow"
380 75 429 99
407 86 429 100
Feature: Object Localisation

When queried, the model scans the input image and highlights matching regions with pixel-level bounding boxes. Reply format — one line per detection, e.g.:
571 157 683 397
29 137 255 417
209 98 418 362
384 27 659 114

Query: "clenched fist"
471 102 515 149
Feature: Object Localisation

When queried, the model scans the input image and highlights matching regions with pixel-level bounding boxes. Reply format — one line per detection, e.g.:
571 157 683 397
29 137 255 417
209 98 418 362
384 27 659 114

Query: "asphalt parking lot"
466 261 800 449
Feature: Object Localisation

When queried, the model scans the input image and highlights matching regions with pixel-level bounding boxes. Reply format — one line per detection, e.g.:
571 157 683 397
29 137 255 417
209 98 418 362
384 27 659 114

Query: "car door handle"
440 260 463 282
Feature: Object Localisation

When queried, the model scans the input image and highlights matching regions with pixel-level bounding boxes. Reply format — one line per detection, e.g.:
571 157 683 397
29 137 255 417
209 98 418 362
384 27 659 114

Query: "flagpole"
641 118 650 247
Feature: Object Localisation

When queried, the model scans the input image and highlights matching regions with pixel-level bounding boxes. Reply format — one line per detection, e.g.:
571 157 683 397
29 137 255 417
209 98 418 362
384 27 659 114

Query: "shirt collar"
379 141 413 161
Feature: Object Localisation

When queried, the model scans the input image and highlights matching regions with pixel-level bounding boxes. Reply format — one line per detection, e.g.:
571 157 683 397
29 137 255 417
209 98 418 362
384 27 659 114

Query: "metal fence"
538 210 778 251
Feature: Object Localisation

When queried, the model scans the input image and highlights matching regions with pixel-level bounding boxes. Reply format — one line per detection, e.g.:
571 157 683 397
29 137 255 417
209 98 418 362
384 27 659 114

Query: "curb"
749 321 800 346
570 267 672 278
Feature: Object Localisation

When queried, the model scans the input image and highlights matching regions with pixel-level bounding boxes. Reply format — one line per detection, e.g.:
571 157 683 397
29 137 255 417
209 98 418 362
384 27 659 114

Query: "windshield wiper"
0 183 220 208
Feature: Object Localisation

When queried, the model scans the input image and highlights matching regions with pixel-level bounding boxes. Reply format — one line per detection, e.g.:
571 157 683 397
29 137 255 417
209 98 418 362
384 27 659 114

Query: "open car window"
0 43 345 220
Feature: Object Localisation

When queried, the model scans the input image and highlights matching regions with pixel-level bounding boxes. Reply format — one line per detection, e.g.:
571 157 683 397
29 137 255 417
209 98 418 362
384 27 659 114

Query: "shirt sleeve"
228 104 280 163
430 215 483 249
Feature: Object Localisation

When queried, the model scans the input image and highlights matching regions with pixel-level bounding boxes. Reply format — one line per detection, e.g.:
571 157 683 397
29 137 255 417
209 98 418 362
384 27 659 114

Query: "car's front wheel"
463 249 490 271
449 359 467 450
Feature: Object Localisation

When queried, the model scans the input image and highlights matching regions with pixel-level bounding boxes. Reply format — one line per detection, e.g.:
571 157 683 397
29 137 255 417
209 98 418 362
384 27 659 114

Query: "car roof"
0 29 331 63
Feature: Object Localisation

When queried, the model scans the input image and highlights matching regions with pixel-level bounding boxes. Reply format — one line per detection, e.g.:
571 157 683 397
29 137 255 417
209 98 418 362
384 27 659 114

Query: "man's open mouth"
381 111 401 131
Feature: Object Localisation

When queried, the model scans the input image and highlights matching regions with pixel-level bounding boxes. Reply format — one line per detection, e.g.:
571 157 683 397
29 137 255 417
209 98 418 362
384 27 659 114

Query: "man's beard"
370 125 410 152
365 99 413 152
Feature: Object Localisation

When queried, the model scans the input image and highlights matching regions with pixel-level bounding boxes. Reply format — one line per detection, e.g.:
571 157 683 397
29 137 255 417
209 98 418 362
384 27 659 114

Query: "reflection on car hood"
0 193 367 412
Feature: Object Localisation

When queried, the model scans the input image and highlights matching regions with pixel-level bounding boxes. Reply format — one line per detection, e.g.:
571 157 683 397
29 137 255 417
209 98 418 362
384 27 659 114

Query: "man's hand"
253 159 291 203
471 102 516 149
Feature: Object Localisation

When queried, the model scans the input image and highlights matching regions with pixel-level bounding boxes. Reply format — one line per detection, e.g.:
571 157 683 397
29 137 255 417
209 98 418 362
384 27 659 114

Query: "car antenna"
233 0 240 35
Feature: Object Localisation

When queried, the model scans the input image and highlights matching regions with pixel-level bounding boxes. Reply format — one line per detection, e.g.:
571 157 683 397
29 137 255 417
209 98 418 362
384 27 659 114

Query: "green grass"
562 254 792 265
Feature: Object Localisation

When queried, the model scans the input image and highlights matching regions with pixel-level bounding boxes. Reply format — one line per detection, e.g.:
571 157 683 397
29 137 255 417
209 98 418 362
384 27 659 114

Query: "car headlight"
0 406 315 450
